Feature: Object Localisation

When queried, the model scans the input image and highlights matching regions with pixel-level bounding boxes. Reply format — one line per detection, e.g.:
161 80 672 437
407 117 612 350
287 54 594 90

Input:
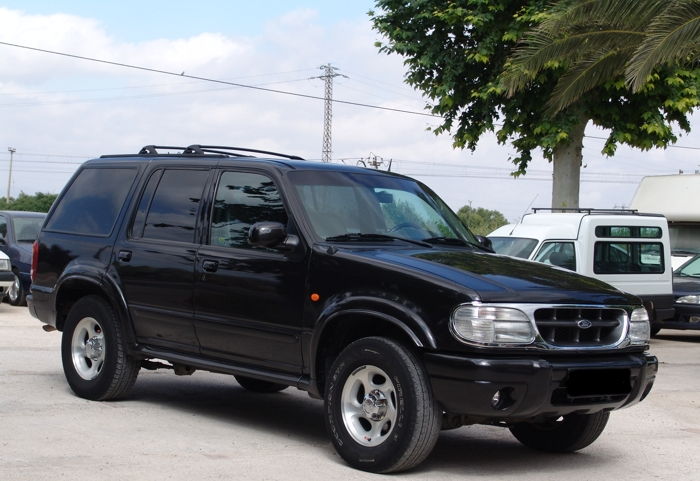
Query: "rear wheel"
235 375 287 393
509 411 610 452
61 296 140 401
324 337 440 473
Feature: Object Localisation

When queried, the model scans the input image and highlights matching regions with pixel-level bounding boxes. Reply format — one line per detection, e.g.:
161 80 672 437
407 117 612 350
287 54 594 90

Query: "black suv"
30 145 657 473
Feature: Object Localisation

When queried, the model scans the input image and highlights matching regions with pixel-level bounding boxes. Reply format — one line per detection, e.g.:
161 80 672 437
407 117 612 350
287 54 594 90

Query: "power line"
0 41 438 118
2 41 699 151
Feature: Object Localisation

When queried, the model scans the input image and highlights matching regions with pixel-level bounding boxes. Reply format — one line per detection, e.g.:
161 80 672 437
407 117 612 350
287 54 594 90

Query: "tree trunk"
551 117 588 210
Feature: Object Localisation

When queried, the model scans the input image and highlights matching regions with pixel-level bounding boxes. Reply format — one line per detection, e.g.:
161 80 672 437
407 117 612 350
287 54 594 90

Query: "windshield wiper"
422 236 492 252
325 233 432 248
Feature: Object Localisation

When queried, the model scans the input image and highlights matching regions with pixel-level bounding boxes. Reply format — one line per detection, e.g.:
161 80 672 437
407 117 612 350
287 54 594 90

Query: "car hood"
341 247 636 305
673 275 700 297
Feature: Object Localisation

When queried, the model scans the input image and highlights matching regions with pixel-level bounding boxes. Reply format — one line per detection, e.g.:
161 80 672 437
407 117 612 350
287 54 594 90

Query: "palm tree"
503 0 700 112
626 0 700 91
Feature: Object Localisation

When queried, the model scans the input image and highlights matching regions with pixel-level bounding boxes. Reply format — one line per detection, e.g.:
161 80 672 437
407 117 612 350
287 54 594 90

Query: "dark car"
665 255 700 330
28 145 657 473
0 210 46 305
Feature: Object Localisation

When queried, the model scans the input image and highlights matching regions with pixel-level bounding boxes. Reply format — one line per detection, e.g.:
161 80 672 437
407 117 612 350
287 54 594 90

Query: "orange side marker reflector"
310 293 320 302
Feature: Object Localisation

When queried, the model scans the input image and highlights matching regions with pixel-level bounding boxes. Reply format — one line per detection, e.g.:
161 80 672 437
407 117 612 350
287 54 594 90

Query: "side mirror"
248 222 298 250
475 235 494 252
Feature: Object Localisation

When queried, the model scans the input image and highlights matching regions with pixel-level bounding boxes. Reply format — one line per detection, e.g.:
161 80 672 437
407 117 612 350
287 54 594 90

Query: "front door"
194 170 306 374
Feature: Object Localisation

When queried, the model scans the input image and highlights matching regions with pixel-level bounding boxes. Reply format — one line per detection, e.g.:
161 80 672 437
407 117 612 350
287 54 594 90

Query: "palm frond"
504 29 643 96
541 0 665 32
546 49 631 114
627 0 700 91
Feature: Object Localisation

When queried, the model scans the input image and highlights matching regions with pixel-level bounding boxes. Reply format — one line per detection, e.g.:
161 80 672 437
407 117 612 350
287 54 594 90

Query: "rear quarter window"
45 167 137 236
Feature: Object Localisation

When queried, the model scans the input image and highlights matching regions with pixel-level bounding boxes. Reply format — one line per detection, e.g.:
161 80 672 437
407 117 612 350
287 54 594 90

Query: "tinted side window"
594 242 664 274
534 241 576 271
142 169 209 243
210 172 287 249
0 215 6 239
46 168 137 236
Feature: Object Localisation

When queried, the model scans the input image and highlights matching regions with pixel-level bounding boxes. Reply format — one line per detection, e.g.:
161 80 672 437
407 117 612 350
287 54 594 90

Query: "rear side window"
141 169 209 243
594 242 664 274
595 226 662 238
46 167 137 236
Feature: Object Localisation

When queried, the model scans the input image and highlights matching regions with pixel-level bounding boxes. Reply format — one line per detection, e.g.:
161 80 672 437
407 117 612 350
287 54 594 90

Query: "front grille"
534 307 626 347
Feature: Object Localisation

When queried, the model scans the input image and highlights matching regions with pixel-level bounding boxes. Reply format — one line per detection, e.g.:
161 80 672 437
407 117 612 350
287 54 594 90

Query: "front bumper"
424 351 657 422
0 270 13 289
659 303 700 330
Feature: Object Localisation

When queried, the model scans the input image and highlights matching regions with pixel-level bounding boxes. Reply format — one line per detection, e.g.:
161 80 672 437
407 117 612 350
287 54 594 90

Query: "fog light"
490 388 515 410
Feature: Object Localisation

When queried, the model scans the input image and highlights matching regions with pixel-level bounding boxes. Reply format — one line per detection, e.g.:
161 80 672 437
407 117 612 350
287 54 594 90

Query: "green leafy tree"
370 0 700 209
456 205 508 236
0 192 57 212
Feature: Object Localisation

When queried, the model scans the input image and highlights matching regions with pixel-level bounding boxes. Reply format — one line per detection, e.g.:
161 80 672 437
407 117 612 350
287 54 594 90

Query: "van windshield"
288 170 478 246
489 237 538 258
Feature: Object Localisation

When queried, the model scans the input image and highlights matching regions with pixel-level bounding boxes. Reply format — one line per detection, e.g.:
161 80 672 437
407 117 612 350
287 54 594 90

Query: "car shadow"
124 371 618 475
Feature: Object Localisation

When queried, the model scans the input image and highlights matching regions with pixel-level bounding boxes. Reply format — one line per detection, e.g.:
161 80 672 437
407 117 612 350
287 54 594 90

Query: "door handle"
202 260 219 272
118 250 132 262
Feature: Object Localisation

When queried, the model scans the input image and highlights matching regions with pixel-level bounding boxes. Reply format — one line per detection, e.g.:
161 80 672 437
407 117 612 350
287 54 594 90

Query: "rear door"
114 166 212 354
193 169 307 374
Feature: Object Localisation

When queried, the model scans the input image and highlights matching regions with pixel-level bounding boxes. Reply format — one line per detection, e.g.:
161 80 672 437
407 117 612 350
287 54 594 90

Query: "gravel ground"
1 302 698 480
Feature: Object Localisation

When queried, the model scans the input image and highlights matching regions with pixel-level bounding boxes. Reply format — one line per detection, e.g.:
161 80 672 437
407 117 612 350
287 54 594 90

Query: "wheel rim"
71 317 105 380
340 364 397 447
8 274 20 302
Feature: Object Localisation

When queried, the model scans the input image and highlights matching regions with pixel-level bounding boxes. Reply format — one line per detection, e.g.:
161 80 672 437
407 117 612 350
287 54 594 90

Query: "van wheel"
235 375 287 393
650 324 662 337
324 337 440 473
61 296 140 401
509 411 610 452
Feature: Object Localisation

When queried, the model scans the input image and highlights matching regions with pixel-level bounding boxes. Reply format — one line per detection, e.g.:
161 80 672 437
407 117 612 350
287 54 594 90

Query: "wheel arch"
54 274 133 343
309 296 437 398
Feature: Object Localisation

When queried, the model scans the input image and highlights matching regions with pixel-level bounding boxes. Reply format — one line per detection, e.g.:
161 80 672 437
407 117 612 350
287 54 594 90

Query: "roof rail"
133 144 304 160
138 145 190 155
532 207 639 214
186 145 304 160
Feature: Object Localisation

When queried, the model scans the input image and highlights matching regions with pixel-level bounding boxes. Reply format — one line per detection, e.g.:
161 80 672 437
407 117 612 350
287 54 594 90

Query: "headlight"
451 305 535 345
0 259 10 271
676 295 700 304
629 307 650 345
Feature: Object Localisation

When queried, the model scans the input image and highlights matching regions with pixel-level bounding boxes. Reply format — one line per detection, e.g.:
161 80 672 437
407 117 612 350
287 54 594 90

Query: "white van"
488 209 674 332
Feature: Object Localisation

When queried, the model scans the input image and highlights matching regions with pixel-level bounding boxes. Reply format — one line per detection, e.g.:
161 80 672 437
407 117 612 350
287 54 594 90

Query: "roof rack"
532 207 639 214
135 144 304 160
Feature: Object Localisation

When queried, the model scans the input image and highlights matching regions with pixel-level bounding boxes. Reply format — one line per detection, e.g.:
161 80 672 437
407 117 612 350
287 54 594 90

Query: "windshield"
288 170 477 246
676 255 700 277
489 237 538 259
12 216 45 242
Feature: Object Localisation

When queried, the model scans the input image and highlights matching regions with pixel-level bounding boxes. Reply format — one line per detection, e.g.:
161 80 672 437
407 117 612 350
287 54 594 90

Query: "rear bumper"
424 351 657 422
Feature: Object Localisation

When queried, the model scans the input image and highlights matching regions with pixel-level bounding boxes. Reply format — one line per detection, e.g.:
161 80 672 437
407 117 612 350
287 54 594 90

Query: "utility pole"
313 64 347 162
6 147 15 202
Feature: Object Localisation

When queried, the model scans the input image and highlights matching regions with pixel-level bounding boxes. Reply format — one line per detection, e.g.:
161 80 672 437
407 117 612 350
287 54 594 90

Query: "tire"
324 337 440 473
650 324 662 337
61 296 140 401
6 271 26 306
509 411 610 452
235 375 288 393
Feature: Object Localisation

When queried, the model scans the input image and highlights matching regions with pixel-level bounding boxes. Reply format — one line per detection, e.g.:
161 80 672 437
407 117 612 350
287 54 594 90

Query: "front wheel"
61 296 140 401
509 411 610 452
324 337 441 473
6 272 26 306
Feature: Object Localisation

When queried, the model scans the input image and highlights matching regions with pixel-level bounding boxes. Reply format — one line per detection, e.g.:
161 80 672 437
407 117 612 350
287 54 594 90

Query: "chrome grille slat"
534 307 625 347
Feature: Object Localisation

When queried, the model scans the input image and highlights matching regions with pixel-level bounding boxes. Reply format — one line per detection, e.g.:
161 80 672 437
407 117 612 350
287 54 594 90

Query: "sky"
1 1 699 223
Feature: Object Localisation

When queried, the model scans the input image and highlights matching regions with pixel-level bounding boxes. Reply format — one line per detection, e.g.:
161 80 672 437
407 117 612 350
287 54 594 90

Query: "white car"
488 209 675 331
0 251 13 295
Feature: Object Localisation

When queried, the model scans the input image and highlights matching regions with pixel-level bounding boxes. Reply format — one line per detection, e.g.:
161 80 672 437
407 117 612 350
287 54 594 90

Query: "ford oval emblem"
577 319 593 329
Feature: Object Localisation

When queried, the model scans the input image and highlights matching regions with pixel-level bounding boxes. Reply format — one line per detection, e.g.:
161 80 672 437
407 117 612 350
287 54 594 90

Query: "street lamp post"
7 147 16 202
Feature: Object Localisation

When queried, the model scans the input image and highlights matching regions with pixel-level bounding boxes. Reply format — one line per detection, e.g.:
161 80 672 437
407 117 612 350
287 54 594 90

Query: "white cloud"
0 5 698 222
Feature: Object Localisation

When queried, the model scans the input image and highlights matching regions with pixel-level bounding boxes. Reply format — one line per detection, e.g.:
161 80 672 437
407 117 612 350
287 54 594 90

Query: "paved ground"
1 302 698 480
